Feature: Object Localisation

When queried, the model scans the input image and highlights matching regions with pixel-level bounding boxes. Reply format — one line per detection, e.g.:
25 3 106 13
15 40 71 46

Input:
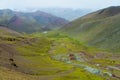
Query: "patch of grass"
54 68 105 80
16 36 73 75
0 66 34 80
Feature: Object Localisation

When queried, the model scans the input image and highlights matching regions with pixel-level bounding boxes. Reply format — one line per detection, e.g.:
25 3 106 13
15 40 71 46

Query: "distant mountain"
0 9 68 33
61 6 120 52
39 8 92 21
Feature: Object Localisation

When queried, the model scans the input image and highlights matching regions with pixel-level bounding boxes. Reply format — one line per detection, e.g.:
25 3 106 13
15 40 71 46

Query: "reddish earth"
69 54 76 60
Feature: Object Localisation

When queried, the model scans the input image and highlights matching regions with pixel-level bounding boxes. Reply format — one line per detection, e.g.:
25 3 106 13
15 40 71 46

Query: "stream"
52 54 113 77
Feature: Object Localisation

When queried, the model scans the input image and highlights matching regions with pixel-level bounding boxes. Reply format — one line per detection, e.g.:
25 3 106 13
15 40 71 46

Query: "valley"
0 29 120 80
0 6 120 80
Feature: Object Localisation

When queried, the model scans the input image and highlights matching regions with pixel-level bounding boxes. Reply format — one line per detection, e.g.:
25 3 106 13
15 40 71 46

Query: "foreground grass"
0 32 119 80
0 66 34 80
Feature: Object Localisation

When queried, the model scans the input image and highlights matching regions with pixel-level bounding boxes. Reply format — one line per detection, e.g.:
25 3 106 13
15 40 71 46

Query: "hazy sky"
0 0 120 11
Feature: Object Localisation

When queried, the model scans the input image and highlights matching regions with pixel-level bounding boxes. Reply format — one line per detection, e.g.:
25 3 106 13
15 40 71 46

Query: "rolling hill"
61 6 120 52
0 9 68 33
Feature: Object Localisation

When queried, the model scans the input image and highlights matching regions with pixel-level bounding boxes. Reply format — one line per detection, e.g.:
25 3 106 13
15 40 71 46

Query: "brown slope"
0 26 22 37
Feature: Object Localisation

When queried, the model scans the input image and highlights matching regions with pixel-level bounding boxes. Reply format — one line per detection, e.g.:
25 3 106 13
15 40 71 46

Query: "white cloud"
0 0 120 10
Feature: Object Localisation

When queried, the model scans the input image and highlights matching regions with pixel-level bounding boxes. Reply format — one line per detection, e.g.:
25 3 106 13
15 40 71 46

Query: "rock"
43 31 48 34
96 64 100 66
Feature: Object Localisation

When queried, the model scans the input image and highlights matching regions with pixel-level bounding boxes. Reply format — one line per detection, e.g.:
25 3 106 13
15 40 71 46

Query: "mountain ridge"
0 9 69 33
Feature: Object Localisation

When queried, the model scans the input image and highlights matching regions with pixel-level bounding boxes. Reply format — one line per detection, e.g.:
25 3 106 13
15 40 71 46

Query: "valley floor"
0 32 120 80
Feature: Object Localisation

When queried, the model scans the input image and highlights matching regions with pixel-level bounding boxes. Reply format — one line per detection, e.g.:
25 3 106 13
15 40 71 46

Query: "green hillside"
61 6 120 52
1 27 120 80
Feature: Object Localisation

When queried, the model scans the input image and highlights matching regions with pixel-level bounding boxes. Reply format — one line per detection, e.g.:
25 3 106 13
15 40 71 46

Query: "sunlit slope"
0 29 107 80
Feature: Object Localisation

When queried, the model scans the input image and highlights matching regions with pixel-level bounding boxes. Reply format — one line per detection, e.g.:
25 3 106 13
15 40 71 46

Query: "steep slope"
61 6 120 52
0 9 68 33
39 8 92 21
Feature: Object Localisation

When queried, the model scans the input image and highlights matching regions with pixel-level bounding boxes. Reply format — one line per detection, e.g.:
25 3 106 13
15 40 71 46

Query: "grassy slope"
0 27 119 80
30 32 120 80
61 6 120 52
0 29 108 80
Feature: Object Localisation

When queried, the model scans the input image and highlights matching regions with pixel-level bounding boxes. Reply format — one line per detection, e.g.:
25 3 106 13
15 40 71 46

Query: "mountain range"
0 9 68 33
39 8 92 21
